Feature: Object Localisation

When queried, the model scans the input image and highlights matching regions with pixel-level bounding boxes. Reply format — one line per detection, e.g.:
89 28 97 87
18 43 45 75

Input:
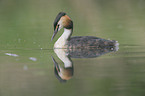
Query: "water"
0 0 145 96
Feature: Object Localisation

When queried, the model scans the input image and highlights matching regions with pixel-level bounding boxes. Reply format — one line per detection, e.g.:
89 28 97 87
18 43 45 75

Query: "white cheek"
58 25 63 31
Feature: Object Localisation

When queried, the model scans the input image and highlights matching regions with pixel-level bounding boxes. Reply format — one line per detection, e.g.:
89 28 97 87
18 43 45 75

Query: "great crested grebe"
51 12 118 49
51 45 117 82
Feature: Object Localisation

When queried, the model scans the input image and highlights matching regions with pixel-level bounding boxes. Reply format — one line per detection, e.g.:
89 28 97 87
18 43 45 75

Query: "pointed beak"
51 56 60 72
51 28 58 41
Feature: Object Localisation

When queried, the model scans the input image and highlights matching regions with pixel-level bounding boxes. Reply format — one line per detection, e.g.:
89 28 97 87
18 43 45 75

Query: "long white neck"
54 49 73 68
54 28 72 48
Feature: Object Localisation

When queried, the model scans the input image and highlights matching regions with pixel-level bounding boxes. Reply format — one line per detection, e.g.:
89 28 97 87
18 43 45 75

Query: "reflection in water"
52 43 119 82
52 56 73 83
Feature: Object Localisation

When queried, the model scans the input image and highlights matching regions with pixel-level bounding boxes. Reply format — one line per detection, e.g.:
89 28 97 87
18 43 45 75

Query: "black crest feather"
53 12 66 30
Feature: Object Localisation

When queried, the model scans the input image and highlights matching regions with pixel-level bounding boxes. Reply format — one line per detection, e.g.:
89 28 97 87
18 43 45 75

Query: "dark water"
1 0 145 96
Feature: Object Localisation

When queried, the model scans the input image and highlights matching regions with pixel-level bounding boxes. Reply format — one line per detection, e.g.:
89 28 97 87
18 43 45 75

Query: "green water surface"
0 0 145 96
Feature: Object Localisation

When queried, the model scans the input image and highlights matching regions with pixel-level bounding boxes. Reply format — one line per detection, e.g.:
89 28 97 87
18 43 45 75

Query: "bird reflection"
52 56 73 83
51 45 119 83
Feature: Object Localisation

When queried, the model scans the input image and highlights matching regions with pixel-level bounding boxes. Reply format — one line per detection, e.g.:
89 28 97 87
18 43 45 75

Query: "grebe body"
51 12 118 49
67 36 116 49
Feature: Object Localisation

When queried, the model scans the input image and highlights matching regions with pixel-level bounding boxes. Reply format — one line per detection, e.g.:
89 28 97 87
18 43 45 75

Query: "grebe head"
51 12 73 41
51 56 73 83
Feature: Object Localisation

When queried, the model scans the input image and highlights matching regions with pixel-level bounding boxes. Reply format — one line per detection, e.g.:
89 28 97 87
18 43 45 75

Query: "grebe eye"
56 24 59 31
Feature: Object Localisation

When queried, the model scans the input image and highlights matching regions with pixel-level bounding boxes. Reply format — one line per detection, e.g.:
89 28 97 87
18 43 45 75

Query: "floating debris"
29 57 37 61
5 53 19 57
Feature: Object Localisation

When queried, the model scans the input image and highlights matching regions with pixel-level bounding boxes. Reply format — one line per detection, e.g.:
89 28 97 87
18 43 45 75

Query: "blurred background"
0 0 145 96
